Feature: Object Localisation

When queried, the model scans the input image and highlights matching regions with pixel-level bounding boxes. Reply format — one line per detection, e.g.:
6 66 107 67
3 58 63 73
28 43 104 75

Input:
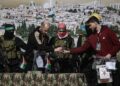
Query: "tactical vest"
0 36 21 59
53 36 73 59
54 39 68 48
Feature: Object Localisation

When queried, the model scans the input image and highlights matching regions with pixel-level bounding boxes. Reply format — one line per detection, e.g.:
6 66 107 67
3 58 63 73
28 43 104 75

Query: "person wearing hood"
49 22 75 73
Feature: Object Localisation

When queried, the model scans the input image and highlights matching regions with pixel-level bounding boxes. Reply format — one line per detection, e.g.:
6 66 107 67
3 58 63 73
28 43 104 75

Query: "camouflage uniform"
49 35 75 73
0 24 27 73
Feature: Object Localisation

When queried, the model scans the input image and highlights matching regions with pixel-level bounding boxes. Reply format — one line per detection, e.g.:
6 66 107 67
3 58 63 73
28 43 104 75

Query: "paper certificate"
99 67 110 79
106 61 116 70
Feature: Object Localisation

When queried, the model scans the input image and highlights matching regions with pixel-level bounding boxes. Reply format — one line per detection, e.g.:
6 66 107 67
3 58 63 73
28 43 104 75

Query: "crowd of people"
0 13 120 86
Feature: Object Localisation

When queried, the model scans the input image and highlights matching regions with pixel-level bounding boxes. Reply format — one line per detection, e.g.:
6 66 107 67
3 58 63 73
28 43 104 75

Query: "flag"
20 56 27 69
45 57 52 71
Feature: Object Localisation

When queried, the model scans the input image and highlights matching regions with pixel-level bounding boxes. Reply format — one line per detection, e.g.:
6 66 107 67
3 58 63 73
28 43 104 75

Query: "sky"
0 0 119 8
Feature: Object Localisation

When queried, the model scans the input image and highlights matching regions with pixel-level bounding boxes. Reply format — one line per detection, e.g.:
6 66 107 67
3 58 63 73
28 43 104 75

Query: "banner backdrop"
0 72 87 86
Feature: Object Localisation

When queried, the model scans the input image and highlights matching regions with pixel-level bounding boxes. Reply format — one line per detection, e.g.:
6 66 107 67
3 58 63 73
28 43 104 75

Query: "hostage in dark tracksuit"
25 21 60 73
26 28 54 72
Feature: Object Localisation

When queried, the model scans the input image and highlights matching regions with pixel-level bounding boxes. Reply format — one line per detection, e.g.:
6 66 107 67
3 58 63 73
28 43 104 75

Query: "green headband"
5 27 14 30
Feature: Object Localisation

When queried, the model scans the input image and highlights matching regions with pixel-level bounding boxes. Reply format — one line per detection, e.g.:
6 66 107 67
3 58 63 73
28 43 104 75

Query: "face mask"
4 30 14 39
60 32 67 37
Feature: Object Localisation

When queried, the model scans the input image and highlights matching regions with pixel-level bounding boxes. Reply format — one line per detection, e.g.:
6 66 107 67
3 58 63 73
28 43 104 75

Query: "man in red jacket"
64 15 120 60
63 14 120 86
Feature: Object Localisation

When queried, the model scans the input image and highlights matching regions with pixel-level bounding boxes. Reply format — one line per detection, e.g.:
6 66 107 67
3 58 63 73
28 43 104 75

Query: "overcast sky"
0 0 119 8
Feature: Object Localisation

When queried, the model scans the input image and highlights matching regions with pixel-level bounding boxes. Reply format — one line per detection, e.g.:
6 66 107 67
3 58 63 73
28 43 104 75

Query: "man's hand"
105 54 111 59
63 50 70 54
54 47 63 52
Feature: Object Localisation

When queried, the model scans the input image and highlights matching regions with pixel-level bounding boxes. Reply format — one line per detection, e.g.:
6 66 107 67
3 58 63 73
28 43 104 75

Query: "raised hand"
104 54 111 59
63 50 70 54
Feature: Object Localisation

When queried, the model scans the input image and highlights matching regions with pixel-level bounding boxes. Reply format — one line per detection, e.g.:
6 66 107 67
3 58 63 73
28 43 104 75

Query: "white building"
110 3 120 9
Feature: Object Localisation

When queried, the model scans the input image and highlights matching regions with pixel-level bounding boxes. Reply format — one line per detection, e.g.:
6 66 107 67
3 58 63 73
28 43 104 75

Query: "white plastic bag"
36 55 44 68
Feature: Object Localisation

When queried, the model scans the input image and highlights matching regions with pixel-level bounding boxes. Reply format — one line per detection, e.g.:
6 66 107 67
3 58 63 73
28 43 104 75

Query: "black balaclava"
3 24 15 40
